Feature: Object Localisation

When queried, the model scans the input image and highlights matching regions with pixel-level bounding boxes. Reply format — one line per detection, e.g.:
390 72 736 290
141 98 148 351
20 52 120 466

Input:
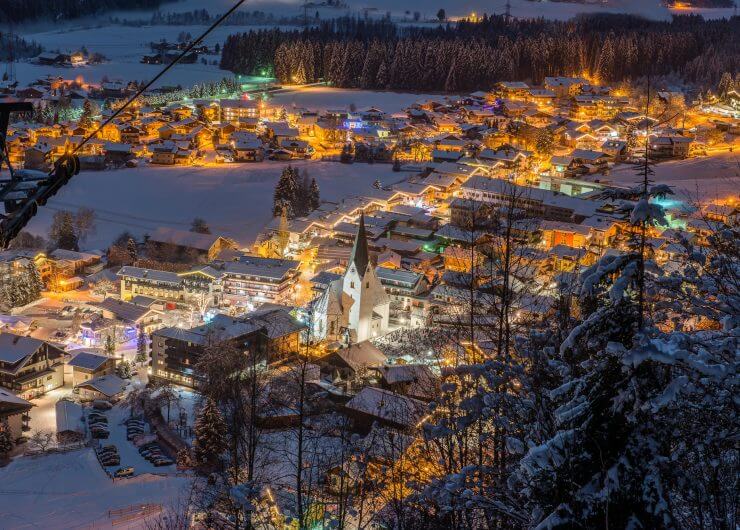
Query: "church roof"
349 213 370 276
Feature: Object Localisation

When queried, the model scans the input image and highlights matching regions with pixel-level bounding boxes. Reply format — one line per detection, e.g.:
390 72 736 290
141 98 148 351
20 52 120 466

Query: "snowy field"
24 160 407 249
15 23 274 88
608 152 740 204
0 449 190 529
134 0 738 21
270 86 445 113
13 0 734 88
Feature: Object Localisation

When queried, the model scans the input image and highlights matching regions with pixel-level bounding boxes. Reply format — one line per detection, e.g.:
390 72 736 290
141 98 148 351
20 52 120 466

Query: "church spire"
349 213 370 276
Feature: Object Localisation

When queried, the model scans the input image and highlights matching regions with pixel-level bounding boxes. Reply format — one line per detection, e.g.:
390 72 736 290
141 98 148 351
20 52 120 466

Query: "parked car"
102 457 120 466
153 458 173 467
114 467 135 478
97 447 118 457
93 400 113 410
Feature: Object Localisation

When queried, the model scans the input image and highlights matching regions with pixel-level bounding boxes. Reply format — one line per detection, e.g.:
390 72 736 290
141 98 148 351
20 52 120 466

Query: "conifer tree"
136 332 148 365
49 211 79 251
78 99 94 130
193 397 228 468
126 238 138 263
0 421 13 456
308 178 320 211
273 165 299 218
104 335 116 357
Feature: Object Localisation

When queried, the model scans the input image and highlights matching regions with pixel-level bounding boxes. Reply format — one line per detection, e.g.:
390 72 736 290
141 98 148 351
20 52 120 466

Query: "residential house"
147 227 238 262
66 351 116 388
343 387 426 433
0 333 65 399
0 389 32 442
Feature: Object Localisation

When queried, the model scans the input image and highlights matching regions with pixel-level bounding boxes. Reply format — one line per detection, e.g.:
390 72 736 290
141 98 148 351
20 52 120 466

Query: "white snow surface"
0 449 190 529
16 24 271 88
151 0 737 21
607 152 740 203
24 160 405 248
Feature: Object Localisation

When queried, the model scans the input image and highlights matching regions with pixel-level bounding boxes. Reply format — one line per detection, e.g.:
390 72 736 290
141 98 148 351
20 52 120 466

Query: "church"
311 214 390 344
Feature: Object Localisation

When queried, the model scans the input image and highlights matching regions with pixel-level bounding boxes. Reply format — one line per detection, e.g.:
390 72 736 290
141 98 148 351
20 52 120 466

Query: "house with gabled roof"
0 333 65 399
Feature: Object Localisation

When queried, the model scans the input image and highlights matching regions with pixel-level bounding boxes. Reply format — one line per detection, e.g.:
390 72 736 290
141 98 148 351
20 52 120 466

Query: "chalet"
119 124 142 144
66 351 116 388
15 87 45 99
649 136 693 159
601 139 628 160
526 88 556 107
498 81 530 100
570 149 610 173
76 373 127 401
118 267 183 304
148 227 238 262
375 364 440 401
0 333 65 399
319 341 388 385
233 138 265 162
151 144 178 165
104 142 134 165
573 95 629 120
85 297 163 341
220 99 260 122
48 248 101 276
0 389 32 443
544 77 588 98
264 122 299 143
343 387 426 433
23 143 52 171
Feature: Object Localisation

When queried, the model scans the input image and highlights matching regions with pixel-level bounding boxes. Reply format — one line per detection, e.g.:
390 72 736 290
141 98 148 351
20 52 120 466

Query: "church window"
350 281 355 289
366 282 369 288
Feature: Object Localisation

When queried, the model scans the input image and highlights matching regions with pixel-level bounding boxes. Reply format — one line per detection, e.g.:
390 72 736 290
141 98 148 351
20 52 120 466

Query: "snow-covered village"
0 0 737 528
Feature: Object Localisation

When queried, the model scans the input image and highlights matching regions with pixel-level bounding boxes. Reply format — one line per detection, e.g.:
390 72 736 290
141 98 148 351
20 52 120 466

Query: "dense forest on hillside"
0 0 177 23
0 32 42 60
220 14 740 90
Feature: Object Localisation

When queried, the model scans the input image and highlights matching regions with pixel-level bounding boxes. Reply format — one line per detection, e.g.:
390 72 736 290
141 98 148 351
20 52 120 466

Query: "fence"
108 503 162 526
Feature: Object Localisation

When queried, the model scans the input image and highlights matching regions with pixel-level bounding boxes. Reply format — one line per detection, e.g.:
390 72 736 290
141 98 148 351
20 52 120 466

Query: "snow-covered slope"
0 449 189 529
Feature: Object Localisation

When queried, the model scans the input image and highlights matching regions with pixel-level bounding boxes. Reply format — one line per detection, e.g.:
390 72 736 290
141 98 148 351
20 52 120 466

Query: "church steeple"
349 213 370 276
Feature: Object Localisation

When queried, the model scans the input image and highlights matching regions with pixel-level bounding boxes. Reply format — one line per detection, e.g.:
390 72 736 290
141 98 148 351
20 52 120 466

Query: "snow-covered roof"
327 342 388 372
67 351 110 372
76 374 127 398
118 266 181 285
344 387 426 428
149 227 225 252
0 388 32 414
94 298 156 323
0 333 44 364
56 400 84 433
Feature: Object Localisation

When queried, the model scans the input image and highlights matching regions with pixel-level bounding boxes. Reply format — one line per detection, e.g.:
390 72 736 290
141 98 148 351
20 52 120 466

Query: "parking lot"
89 403 176 477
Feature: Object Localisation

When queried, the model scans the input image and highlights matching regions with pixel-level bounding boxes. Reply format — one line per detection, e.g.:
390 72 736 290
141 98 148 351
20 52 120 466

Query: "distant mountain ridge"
0 0 180 24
